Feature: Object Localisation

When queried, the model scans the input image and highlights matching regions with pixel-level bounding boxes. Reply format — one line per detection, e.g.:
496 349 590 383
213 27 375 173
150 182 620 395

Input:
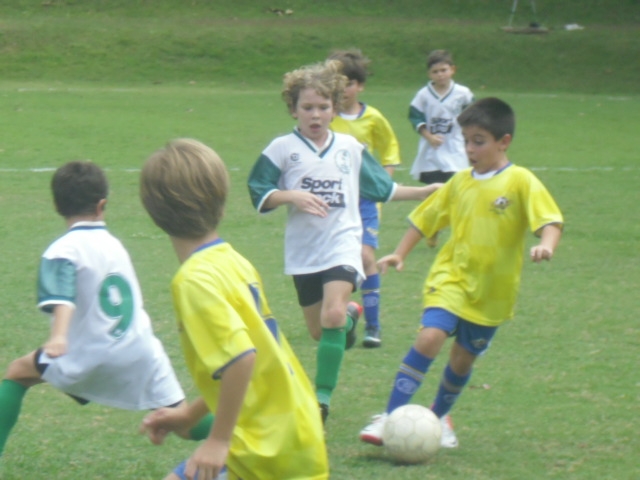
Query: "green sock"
188 413 214 441
315 327 346 405
0 379 28 457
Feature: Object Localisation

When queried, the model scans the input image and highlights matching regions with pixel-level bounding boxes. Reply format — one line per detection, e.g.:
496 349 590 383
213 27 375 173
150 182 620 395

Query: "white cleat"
359 413 388 446
440 414 459 448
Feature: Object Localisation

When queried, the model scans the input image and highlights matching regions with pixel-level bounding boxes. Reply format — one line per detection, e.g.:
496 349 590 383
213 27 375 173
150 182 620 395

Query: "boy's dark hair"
327 48 370 84
427 49 454 69
457 97 516 140
51 161 108 217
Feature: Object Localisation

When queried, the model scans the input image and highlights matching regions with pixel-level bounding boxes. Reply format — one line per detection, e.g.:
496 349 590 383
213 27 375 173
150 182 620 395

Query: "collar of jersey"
192 237 225 255
69 220 106 231
293 128 335 157
427 81 455 102
471 162 513 179
338 102 366 120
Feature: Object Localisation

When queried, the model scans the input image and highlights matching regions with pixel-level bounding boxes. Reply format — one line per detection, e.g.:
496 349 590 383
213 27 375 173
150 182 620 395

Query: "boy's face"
428 62 456 89
292 87 336 144
341 79 364 112
462 125 512 174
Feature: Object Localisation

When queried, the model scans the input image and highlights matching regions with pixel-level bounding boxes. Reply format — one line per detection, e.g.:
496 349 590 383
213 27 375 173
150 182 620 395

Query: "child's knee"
5 353 40 382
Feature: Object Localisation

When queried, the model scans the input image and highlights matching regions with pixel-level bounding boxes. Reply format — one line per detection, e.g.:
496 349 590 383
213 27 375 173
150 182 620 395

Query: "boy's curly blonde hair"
281 60 348 113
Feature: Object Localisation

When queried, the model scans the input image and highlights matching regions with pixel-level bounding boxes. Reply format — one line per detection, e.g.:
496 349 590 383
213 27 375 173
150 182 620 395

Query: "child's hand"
377 254 404 274
530 245 554 263
43 335 67 358
183 437 230 480
291 191 329 217
426 133 445 148
140 407 187 445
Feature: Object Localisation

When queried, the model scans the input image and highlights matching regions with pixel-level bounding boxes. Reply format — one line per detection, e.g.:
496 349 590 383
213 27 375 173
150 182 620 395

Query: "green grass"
0 1 639 478
0 1 638 93
0 84 638 479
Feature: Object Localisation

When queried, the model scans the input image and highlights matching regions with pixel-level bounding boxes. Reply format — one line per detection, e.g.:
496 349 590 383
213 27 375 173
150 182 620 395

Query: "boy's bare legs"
303 280 353 422
0 352 44 456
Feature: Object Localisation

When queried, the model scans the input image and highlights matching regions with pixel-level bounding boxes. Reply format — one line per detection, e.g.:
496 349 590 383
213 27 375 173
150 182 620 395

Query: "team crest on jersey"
290 153 300 162
492 196 510 213
334 149 352 174
430 117 453 135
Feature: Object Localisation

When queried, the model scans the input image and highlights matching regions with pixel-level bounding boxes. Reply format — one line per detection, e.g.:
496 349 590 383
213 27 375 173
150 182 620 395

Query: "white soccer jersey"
408 81 474 179
37 221 184 410
248 129 396 280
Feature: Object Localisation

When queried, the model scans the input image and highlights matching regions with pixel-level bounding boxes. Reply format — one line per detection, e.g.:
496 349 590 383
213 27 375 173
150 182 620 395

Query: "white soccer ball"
382 404 442 464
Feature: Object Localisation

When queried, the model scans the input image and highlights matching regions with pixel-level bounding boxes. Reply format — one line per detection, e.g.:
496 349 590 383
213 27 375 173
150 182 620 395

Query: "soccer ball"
382 404 442 464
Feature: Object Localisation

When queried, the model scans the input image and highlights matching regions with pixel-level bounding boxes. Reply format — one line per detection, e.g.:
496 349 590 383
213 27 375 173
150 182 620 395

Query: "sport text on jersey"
430 117 453 135
300 177 346 208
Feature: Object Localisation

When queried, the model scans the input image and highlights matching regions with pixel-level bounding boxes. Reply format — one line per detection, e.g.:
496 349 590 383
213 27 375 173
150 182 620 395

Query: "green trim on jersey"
359 149 395 202
408 104 426 131
248 154 282 212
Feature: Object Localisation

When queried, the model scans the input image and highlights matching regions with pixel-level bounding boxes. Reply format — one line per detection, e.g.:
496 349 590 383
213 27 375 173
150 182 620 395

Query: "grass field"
0 1 639 479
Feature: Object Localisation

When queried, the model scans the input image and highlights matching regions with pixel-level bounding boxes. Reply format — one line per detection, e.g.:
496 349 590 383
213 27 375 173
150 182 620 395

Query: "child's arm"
263 190 329 217
391 183 442 201
419 125 444 148
42 304 73 357
377 226 424 274
140 352 255 477
183 351 256 480
530 223 562 263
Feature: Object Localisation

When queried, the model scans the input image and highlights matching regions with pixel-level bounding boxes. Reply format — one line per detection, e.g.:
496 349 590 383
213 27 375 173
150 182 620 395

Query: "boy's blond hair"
140 138 229 239
281 60 348 112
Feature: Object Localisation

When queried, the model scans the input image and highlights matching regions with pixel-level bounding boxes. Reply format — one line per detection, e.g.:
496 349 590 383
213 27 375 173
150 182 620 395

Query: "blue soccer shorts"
420 307 497 356
173 461 228 480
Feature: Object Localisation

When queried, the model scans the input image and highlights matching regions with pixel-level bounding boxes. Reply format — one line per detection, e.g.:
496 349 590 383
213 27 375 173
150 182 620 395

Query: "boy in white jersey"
0 161 210 461
409 49 474 184
360 97 563 449
140 139 328 480
248 60 440 424
328 48 401 349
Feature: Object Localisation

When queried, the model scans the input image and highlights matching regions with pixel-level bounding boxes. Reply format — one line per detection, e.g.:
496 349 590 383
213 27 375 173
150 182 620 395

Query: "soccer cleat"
359 412 388 446
439 414 459 448
345 301 362 350
362 326 381 348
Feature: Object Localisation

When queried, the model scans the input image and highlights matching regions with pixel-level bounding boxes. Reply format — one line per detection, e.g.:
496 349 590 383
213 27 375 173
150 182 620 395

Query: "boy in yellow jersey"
328 48 401 348
139 139 328 480
360 97 563 449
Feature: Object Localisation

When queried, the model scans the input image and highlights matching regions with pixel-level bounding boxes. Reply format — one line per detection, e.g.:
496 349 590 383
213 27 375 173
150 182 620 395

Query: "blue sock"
431 363 471 418
361 273 380 329
386 347 433 413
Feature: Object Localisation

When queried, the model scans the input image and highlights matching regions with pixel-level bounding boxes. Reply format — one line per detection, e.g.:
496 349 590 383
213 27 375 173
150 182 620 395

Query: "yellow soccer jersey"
409 165 563 326
331 103 401 168
171 239 328 480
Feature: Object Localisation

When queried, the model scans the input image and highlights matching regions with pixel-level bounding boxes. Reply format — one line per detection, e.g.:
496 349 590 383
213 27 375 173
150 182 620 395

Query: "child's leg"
0 352 43 456
431 320 497 417
385 326 448 413
361 245 381 338
430 343 475 418
312 280 353 409
359 197 381 344
384 308 458 413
